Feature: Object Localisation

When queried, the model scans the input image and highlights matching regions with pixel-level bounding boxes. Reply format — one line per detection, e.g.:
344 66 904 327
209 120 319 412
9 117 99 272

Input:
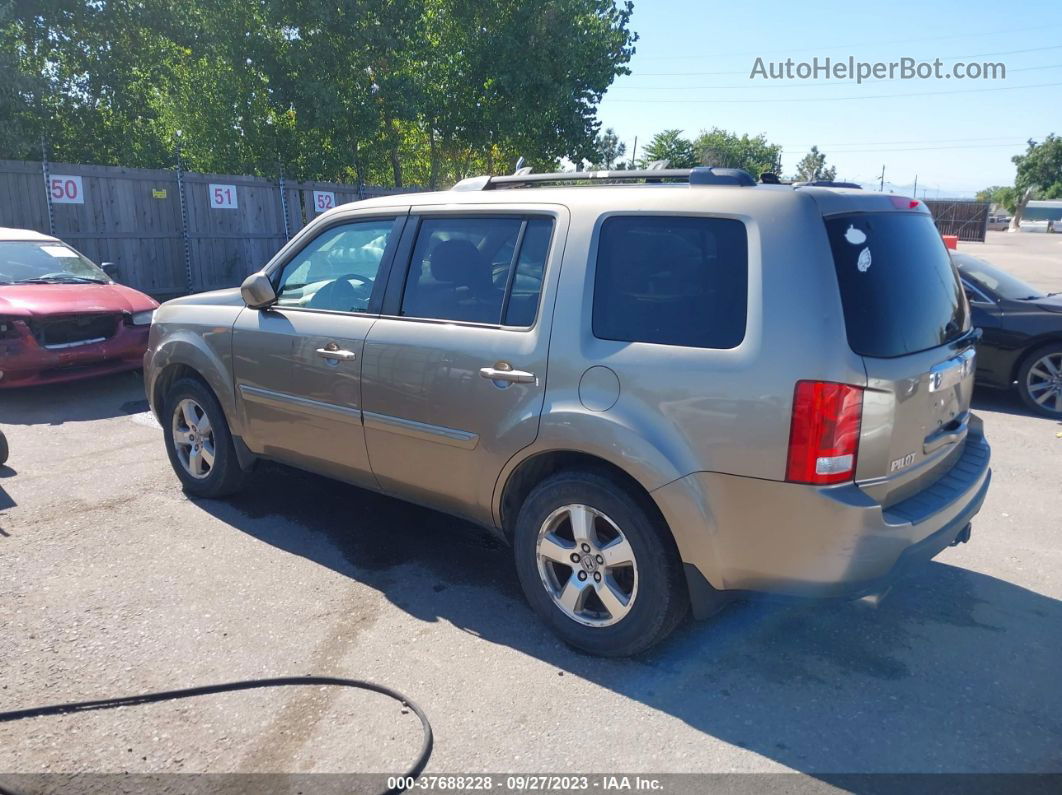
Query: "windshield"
0 241 110 284
952 253 1047 301
826 212 970 358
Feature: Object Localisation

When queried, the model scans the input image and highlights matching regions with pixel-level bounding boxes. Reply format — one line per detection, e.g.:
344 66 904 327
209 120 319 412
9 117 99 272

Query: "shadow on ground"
973 386 1062 425
197 462 1062 775
0 371 148 426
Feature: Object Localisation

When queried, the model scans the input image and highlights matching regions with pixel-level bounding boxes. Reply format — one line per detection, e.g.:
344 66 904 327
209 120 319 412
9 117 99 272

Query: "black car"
953 252 1062 417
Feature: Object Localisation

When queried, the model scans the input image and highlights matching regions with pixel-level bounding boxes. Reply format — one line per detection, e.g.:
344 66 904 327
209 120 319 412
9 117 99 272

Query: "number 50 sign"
50 175 84 204
209 183 238 209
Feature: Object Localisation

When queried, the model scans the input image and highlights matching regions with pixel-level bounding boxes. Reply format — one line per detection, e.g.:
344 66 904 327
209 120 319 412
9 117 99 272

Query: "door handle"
480 362 535 384
316 346 356 362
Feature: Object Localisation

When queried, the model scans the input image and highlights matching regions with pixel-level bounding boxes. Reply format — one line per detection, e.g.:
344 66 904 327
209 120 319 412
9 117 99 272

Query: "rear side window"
401 216 553 326
593 215 748 349
826 212 969 358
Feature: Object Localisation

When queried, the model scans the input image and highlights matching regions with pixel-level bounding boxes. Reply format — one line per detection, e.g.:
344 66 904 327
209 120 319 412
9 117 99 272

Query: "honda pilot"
144 167 992 656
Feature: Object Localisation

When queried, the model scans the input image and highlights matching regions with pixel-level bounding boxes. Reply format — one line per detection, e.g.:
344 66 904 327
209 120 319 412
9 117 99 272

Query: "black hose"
0 675 432 795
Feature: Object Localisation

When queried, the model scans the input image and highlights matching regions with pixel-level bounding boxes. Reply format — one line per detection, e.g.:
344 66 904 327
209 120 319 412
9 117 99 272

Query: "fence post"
278 165 291 241
40 136 55 237
174 140 194 294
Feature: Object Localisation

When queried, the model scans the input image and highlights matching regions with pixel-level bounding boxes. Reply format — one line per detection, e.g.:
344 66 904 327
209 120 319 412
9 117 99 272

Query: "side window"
503 219 553 327
401 216 553 326
593 215 748 349
275 218 396 312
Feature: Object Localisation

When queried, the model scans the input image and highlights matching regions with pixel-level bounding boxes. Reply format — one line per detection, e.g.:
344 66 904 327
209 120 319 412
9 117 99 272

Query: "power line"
779 135 1042 147
606 79 1062 103
635 23 1062 60
630 44 1062 76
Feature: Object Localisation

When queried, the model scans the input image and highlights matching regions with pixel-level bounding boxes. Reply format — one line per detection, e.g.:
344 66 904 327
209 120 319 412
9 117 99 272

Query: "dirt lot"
1 231 1060 784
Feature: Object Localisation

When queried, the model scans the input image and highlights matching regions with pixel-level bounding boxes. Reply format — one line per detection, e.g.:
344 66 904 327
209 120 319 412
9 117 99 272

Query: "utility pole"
630 136 638 168
913 174 918 198
879 164 885 192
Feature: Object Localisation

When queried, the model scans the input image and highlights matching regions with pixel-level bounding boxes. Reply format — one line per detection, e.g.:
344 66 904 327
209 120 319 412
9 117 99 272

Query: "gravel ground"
0 232 1060 785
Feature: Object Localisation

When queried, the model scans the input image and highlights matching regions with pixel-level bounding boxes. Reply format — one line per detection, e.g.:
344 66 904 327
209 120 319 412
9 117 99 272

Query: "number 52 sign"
313 191 336 213
209 183 238 209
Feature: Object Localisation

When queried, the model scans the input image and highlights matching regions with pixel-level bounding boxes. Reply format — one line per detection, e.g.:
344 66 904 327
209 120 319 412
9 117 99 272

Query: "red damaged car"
0 227 159 388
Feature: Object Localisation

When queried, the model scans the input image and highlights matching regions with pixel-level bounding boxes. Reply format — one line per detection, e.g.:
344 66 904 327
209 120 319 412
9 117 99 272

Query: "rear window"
593 215 748 349
826 212 969 358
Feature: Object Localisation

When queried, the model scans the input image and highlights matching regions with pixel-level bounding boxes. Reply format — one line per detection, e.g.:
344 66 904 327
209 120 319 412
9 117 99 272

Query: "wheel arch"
148 332 239 434
1010 335 1062 385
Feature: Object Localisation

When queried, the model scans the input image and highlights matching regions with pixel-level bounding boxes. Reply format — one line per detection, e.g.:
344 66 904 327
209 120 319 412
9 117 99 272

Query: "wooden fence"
924 199 990 243
0 159 415 297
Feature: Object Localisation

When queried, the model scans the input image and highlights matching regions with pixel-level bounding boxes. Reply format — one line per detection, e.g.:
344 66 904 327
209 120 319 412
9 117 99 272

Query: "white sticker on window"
40 245 78 258
857 247 872 272
844 225 867 245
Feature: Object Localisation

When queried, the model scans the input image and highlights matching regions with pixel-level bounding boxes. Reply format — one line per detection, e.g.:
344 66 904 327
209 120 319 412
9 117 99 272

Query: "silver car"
144 168 992 656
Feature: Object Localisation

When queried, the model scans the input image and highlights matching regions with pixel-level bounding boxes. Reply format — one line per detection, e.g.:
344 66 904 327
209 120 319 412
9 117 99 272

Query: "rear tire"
0 431 8 466
162 378 247 497
1016 342 1062 418
513 469 688 656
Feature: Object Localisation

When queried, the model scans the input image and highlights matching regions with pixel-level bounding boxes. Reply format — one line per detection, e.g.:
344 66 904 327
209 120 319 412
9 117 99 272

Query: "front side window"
401 216 553 326
593 215 749 349
275 218 396 312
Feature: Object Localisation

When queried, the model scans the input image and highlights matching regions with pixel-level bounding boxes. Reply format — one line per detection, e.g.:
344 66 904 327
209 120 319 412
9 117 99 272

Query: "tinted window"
503 219 552 327
275 219 395 312
827 213 969 358
953 253 1045 301
401 216 552 325
593 215 748 349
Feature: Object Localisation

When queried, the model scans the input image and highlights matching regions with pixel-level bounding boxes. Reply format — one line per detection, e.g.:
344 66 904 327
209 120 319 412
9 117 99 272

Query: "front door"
233 213 405 487
360 209 565 522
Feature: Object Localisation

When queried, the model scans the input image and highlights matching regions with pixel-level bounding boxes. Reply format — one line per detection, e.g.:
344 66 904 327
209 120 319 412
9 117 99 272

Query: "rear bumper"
654 421 991 613
0 324 149 388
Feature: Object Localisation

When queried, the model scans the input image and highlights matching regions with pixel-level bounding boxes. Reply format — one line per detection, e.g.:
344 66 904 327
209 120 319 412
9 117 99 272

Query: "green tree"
591 127 626 169
793 145 837 183
975 185 1019 212
1009 135 1062 229
638 129 696 169
693 128 781 179
0 0 636 186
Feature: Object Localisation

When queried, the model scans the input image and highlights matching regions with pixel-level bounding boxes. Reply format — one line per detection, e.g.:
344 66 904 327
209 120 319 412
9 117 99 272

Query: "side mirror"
240 272 277 309
101 262 118 280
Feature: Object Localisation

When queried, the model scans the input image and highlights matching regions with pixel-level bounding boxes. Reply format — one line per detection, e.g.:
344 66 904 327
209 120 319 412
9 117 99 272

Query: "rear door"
360 207 566 523
824 208 977 506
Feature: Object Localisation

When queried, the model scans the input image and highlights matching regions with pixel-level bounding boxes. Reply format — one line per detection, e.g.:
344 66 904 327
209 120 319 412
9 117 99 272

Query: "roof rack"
451 166 757 191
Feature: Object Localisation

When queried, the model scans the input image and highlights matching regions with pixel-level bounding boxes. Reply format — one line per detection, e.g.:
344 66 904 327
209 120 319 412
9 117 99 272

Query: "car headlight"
131 309 156 326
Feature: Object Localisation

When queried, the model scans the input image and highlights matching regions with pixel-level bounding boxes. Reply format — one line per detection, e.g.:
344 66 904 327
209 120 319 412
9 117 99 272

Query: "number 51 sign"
209 183 238 209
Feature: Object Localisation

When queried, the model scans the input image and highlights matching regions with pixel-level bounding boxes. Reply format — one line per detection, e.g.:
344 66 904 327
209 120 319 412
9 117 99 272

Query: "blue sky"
596 0 1061 196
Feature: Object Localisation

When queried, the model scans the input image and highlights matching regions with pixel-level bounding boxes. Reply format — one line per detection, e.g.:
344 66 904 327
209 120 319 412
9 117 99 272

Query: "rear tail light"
786 380 864 485
889 195 926 211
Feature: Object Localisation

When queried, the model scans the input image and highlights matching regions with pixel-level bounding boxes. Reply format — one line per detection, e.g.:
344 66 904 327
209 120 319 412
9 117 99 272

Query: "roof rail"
451 166 756 191
795 180 864 189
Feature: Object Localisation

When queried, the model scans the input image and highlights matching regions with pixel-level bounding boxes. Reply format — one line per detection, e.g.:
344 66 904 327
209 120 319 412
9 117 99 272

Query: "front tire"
162 378 247 497
1017 343 1062 418
513 470 687 656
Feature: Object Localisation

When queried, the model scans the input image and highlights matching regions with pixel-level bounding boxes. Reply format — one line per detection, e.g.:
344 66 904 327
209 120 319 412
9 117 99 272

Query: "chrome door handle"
480 363 535 383
316 347 356 361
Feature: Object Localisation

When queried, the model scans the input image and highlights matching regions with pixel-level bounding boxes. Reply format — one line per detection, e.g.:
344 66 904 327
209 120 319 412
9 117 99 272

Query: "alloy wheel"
1025 352 1062 414
171 398 215 479
535 504 638 627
